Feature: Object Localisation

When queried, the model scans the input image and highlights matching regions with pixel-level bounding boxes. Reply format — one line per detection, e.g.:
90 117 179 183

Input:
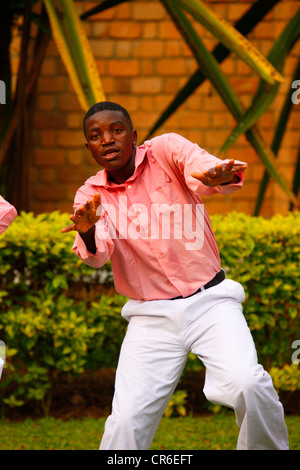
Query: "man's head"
83 101 133 137
83 101 137 184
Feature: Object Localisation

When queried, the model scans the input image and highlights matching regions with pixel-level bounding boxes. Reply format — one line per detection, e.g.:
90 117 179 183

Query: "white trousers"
0 358 3 380
100 278 289 450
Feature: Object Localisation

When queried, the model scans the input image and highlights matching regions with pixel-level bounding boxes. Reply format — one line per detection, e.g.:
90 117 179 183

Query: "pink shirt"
73 133 245 300
0 196 17 235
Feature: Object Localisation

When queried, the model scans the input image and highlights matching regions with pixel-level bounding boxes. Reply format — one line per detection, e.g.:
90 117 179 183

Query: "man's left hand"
191 159 247 187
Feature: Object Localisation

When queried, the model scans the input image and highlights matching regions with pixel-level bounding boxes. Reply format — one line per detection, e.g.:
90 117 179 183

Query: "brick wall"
19 0 300 216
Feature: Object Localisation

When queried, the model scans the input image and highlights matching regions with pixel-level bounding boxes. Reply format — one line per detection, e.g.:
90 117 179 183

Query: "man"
0 195 17 236
62 101 288 450
0 195 17 379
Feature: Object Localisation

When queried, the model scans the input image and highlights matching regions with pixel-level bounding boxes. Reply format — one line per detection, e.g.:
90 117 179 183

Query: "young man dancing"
0 195 17 379
62 101 288 450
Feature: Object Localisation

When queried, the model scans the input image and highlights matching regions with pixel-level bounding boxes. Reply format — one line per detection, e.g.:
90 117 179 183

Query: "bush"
211 211 300 369
0 212 126 414
0 210 299 413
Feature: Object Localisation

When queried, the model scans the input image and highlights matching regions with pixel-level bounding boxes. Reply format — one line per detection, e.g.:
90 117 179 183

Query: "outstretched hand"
61 193 101 234
191 159 247 187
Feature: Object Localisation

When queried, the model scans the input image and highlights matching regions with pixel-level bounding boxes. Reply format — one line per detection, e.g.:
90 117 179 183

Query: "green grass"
0 414 299 450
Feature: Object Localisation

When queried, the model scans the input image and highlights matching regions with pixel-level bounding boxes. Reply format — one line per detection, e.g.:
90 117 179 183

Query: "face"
85 109 137 184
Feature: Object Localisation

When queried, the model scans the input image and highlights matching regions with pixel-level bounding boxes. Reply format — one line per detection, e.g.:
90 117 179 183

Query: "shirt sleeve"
161 133 246 196
0 196 18 235
71 185 114 268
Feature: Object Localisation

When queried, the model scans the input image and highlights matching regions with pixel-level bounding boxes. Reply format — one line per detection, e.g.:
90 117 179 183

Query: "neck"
107 147 136 184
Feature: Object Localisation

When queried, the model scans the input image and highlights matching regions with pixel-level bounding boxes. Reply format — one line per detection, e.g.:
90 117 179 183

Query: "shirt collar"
84 144 148 189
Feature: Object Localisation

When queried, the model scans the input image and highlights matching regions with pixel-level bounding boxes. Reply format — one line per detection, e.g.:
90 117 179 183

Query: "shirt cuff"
72 221 114 267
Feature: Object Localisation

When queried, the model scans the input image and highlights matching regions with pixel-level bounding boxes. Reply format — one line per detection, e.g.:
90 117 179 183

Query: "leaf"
44 0 105 110
80 0 128 20
146 0 281 139
254 57 300 215
160 0 299 207
220 10 300 153
176 0 284 85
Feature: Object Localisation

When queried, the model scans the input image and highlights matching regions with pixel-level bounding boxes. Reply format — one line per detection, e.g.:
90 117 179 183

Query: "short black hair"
83 101 133 137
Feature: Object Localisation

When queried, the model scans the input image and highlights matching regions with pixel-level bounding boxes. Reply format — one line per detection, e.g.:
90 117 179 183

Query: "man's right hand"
61 193 101 234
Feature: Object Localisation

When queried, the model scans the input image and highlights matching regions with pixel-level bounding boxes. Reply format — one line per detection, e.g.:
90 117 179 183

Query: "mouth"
102 147 120 161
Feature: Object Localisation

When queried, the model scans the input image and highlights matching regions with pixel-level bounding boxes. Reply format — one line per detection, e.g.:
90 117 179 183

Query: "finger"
93 193 101 209
191 172 210 184
225 159 235 171
84 200 93 211
231 163 248 170
215 160 234 174
75 207 86 216
191 171 204 180
61 224 76 233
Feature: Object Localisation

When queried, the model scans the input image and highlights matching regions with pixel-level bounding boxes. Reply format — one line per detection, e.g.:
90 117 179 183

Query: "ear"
132 129 137 146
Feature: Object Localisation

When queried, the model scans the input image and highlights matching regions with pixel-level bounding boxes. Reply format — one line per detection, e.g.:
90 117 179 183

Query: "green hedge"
0 211 299 414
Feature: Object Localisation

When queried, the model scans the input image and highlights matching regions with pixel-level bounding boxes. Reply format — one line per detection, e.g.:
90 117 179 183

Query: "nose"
102 130 114 145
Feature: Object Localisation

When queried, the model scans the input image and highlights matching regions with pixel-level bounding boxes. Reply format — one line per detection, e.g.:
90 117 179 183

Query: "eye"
113 128 123 134
90 133 100 140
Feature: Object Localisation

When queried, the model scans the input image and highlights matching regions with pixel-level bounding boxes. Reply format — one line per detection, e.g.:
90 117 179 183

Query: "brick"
92 22 109 38
178 112 211 129
109 95 139 112
66 149 84 167
40 168 56 183
133 40 164 58
66 184 84 201
28 168 38 184
115 41 132 58
34 184 65 201
66 113 82 129
37 76 67 93
37 95 55 111
90 39 114 58
33 113 65 129
230 77 260 95
57 130 85 147
39 202 56 213
40 130 56 147
56 201 74 214
132 2 165 21
57 94 83 112
58 168 89 183
81 3 115 21
110 22 142 39
165 41 181 57
108 59 139 77
41 58 57 76
115 2 131 20
116 78 131 94
131 77 163 94
159 21 182 39
156 59 187 76
164 78 181 94
141 59 155 75
33 149 65 166
143 22 158 39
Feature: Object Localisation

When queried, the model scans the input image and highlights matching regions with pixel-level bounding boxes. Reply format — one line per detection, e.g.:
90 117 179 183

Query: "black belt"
171 269 226 300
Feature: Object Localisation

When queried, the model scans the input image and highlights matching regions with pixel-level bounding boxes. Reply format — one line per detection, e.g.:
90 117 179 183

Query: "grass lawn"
0 413 299 450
